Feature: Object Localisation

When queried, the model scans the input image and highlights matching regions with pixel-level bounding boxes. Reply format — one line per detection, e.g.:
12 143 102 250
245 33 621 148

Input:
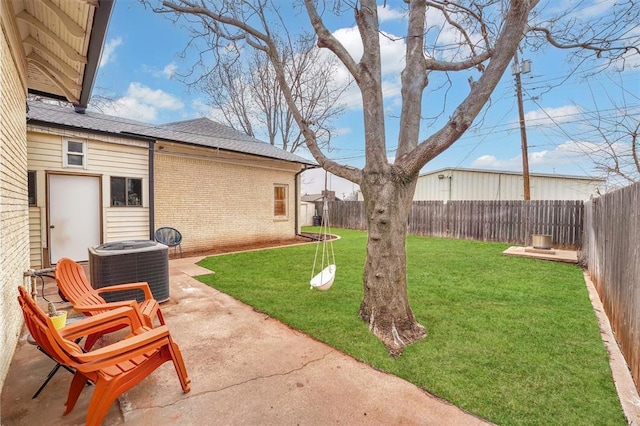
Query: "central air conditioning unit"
88 240 170 303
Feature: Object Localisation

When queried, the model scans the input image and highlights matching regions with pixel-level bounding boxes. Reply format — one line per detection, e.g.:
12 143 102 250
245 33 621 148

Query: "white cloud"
382 77 402 101
332 27 364 64
332 127 352 137
523 105 583 127
422 8 486 62
471 140 620 172
191 98 211 115
377 5 405 22
98 83 184 122
139 62 180 79
614 43 640 72
332 27 406 76
575 0 612 19
99 96 158 122
471 154 520 170
162 62 178 79
329 26 406 109
99 37 122 68
379 31 406 75
127 83 183 109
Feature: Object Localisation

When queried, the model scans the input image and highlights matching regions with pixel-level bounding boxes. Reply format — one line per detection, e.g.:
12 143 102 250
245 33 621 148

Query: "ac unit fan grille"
89 241 169 303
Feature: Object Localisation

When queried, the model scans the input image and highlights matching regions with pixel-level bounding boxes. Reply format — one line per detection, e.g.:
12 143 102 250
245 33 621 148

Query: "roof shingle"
27 101 316 166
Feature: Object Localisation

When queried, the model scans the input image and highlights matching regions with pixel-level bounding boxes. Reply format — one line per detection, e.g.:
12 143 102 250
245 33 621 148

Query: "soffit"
12 0 110 107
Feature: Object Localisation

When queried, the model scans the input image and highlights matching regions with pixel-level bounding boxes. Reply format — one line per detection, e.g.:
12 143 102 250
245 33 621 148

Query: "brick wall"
0 29 30 389
154 149 301 254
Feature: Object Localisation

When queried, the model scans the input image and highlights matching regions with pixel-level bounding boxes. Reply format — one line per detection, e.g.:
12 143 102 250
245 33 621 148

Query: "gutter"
148 140 155 239
75 0 115 110
120 132 157 239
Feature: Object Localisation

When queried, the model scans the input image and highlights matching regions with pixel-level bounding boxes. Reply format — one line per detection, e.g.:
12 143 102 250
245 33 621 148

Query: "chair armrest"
72 298 137 313
96 282 154 300
74 326 171 371
60 306 146 341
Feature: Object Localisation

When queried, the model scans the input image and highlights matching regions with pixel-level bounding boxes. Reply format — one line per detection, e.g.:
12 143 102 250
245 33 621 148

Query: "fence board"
321 199 583 249
583 183 640 394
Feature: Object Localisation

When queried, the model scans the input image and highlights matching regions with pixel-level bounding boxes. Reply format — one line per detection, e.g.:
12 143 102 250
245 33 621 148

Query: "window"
63 140 86 168
28 171 36 206
111 177 142 206
274 184 288 217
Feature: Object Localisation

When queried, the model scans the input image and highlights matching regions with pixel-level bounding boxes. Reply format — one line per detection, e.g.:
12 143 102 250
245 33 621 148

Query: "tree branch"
424 51 492 71
396 0 427 158
398 0 536 175
528 26 640 57
303 0 362 84
162 0 271 49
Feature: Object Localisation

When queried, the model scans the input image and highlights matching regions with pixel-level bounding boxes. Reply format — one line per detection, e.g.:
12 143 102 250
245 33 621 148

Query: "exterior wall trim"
156 147 300 174
27 124 149 148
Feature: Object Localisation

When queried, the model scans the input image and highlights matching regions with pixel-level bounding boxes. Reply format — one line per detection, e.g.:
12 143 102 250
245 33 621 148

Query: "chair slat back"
17 286 190 426
17 287 83 366
56 258 107 310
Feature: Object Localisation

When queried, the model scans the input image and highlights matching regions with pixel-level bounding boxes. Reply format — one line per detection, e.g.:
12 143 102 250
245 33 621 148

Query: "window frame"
63 139 87 169
110 176 143 207
273 184 288 218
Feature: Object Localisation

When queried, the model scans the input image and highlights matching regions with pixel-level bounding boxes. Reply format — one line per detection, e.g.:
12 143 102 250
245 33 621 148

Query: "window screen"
64 140 86 167
274 185 287 217
28 171 36 206
111 177 142 206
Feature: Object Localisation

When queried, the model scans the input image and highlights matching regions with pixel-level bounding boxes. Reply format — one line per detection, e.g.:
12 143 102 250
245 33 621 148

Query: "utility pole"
512 50 531 200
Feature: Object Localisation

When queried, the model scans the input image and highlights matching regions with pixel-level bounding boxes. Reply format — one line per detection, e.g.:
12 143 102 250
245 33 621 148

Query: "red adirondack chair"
17 286 190 426
55 257 165 350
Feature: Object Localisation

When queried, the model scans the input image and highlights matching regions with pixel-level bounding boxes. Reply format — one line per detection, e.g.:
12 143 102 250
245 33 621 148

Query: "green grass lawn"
196 228 625 425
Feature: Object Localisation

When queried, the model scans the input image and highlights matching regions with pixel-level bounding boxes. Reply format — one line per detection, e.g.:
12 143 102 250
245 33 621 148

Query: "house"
1 0 113 389
300 192 341 226
26 100 316 268
415 167 605 201
300 194 322 226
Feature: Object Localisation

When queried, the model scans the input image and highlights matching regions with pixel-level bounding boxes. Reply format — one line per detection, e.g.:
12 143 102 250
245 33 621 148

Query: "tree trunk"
358 167 426 356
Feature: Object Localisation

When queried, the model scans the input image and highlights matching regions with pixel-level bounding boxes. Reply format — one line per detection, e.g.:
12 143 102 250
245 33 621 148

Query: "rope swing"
309 172 336 290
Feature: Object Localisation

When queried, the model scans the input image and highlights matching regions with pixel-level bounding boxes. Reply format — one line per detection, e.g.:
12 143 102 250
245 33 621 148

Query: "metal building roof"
421 167 605 182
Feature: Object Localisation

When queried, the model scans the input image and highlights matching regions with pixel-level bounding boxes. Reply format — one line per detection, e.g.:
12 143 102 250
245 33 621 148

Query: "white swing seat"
310 264 336 291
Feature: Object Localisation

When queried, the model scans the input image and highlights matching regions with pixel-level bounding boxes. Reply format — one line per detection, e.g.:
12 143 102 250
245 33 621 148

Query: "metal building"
414 168 605 201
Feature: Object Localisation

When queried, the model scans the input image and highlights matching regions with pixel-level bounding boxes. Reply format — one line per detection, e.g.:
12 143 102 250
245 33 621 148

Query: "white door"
49 174 101 263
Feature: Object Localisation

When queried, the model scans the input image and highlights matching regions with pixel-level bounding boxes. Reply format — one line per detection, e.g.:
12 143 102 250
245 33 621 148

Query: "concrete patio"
1 256 489 426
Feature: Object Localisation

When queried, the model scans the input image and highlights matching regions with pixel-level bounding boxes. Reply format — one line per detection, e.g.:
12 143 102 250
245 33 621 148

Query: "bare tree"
592 115 640 187
529 74 640 189
151 0 640 355
582 84 640 188
186 23 348 153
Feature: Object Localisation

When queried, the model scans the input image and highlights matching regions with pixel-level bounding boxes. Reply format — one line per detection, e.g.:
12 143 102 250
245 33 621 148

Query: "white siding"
28 207 43 268
27 130 150 266
300 201 317 227
415 168 603 201
105 208 150 241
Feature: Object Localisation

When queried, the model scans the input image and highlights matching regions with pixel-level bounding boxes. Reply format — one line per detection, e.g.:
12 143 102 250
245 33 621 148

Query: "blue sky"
94 1 639 197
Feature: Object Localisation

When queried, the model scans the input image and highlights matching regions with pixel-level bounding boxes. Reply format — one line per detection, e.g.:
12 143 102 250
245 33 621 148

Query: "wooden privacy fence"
321 200 584 249
583 183 640 393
